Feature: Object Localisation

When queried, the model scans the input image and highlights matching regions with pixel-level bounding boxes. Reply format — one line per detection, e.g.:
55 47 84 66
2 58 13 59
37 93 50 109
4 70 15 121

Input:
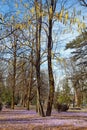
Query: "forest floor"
0 107 87 130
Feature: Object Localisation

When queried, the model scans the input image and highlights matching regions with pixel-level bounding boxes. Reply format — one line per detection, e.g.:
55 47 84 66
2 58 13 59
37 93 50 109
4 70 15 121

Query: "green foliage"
1 87 12 104
65 30 87 107
66 30 87 49
58 93 71 104
55 79 71 105
54 102 69 112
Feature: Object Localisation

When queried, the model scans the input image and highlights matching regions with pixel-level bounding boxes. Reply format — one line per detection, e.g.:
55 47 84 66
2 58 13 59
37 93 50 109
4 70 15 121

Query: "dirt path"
0 108 87 130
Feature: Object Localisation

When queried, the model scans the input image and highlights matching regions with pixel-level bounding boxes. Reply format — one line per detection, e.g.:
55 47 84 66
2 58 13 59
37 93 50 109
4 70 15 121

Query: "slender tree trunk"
46 0 55 116
35 0 45 117
27 73 32 110
11 34 17 109
46 22 55 116
27 51 33 110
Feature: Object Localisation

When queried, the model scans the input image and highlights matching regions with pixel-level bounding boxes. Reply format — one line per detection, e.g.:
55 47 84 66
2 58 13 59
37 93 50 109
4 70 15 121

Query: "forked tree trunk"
35 0 45 117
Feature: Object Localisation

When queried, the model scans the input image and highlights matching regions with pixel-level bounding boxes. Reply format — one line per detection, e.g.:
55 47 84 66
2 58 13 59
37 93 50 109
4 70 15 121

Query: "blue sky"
0 0 87 56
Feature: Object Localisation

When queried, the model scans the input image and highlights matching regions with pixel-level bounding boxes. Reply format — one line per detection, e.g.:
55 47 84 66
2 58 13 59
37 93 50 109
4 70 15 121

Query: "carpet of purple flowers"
0 107 87 130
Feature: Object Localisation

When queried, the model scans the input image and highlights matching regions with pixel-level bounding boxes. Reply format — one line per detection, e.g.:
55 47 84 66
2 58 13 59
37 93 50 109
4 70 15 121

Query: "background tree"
66 30 87 107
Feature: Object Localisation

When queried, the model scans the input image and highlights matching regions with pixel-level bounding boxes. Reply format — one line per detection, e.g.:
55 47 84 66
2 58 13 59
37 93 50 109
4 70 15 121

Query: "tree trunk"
46 25 55 116
36 60 45 116
27 58 33 110
11 34 17 109
46 0 55 116
35 0 45 117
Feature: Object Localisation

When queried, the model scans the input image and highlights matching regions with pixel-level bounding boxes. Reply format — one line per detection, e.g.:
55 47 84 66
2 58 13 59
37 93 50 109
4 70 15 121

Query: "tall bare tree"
46 0 57 116
35 0 45 116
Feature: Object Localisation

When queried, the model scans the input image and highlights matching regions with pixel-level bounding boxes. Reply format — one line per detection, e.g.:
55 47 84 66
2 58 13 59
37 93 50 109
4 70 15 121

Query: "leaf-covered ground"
0 107 87 130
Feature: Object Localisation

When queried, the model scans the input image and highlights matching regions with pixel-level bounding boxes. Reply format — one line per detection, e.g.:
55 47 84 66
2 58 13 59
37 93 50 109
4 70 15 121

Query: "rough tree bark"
35 0 45 117
46 0 56 116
